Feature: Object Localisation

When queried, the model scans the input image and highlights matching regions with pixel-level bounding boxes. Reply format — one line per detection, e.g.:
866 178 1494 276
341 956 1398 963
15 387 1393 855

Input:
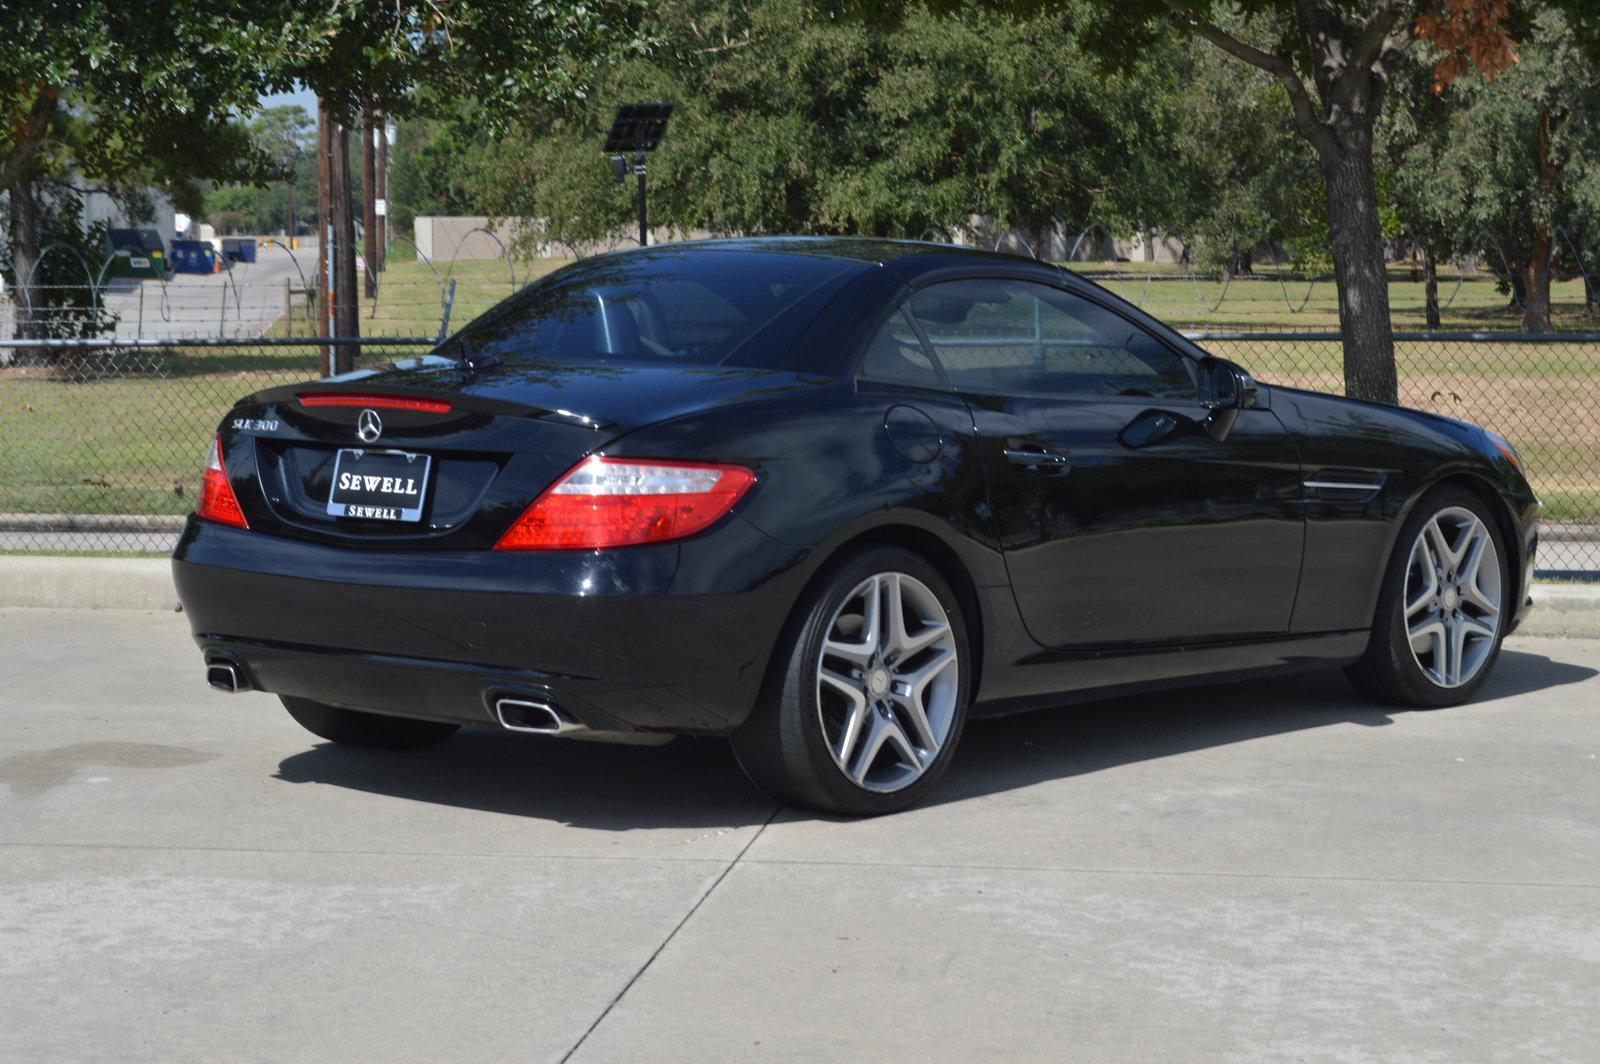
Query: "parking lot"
2 607 1597 1062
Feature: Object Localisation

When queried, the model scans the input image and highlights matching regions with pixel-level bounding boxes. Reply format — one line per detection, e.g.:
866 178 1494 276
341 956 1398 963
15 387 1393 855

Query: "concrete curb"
4 555 1599 639
1515 583 1600 639
0 513 187 533
0 556 178 611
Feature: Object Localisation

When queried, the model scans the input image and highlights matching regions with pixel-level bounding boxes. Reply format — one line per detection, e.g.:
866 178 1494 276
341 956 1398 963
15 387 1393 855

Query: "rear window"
448 249 856 368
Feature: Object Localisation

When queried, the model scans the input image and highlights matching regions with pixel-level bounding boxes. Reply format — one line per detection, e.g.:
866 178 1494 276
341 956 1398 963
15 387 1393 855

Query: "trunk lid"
226 358 824 549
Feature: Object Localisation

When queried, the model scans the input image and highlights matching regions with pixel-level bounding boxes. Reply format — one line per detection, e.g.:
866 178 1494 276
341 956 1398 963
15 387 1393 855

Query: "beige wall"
413 216 728 262
413 217 519 262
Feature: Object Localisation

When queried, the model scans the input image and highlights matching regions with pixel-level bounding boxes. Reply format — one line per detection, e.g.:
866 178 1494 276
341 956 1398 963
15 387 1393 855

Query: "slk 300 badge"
231 418 280 432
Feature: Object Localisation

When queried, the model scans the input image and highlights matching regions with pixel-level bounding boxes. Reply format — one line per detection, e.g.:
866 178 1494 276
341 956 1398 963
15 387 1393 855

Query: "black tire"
280 695 461 749
1345 484 1510 708
732 546 973 816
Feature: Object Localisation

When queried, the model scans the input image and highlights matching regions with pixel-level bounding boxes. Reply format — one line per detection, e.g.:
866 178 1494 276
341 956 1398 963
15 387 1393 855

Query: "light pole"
604 103 674 247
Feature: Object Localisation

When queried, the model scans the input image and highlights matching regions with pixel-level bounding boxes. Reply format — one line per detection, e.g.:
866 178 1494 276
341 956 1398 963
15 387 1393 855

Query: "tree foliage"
1393 7 1600 330
468 0 1191 253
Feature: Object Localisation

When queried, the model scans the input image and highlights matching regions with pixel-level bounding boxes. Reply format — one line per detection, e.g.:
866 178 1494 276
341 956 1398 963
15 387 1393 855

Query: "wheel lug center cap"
867 668 891 699
1441 586 1460 612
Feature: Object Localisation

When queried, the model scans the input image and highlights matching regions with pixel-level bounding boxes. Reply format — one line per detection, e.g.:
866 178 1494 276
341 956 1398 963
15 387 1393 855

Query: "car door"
904 276 1305 648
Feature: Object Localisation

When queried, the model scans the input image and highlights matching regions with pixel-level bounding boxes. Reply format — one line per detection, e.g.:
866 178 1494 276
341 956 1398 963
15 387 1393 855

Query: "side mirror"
1200 358 1258 441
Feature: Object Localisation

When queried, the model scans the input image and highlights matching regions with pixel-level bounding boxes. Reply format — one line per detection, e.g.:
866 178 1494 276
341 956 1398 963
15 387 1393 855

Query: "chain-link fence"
1 332 1596 575
0 338 430 553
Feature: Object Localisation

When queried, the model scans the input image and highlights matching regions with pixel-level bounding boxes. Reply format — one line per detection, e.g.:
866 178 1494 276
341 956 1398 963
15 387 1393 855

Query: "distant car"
173 238 1538 814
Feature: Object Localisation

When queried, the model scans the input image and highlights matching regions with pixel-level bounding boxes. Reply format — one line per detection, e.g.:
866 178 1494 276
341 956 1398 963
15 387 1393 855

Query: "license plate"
327 448 432 522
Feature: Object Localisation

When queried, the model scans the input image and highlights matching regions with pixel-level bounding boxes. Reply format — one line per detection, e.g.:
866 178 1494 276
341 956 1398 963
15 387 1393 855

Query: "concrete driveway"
2 608 1597 1063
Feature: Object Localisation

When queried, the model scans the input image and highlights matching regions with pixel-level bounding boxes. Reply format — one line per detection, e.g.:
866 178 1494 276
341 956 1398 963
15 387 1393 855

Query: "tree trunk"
1522 232 1552 333
6 177 41 342
1422 241 1440 331
1586 271 1599 313
1522 107 1557 333
1320 142 1398 403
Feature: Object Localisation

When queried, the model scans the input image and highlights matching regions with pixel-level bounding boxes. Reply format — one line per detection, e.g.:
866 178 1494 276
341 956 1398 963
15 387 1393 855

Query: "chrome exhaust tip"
494 698 572 734
492 696 673 745
206 661 246 693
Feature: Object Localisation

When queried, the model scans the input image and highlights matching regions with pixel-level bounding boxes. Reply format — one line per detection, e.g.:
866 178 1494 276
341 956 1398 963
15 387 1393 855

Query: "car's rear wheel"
280 695 461 749
1346 485 1509 707
733 547 972 815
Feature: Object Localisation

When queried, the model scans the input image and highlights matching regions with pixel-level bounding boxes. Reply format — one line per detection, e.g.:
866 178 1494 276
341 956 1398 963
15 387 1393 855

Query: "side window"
907 279 1195 401
859 308 944 388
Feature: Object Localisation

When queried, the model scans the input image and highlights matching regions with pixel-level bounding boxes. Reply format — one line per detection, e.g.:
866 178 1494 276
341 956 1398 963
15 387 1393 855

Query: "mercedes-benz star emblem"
357 408 383 444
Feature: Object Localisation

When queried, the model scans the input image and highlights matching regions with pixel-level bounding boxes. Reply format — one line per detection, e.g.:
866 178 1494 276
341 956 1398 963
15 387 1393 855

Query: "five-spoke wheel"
733 546 971 815
1402 506 1503 688
1348 485 1510 707
816 572 960 792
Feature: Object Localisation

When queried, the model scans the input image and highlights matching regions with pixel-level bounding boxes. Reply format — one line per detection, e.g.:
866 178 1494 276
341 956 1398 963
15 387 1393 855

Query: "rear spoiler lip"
241 380 614 430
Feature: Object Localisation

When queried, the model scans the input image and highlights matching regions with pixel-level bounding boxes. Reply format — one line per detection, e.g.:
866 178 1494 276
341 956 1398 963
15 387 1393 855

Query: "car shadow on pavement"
272 648 1593 824
931 648 1597 808
274 728 775 831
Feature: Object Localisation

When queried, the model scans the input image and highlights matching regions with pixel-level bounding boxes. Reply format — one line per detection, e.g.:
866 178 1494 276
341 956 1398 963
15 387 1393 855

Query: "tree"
201 107 317 236
0 191 118 340
388 98 495 235
2 2 312 338
253 106 315 239
1420 9 1600 331
1162 34 1327 276
278 0 645 363
472 0 1178 253
1380 51 1466 329
841 0 1524 403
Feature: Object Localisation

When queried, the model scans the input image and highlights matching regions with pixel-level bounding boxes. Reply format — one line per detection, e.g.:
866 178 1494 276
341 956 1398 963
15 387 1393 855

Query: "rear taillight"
494 456 755 551
196 435 248 529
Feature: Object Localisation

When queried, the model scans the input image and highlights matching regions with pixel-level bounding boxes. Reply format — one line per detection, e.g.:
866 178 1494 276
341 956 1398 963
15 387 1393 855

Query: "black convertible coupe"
173 239 1537 814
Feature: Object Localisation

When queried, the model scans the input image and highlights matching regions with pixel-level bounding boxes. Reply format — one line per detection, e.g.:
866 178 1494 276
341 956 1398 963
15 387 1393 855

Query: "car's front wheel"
1347 484 1510 707
733 547 972 815
280 696 461 749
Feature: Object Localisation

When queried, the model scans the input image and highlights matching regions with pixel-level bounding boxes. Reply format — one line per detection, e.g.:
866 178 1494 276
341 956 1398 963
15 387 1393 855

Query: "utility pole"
376 111 389 272
316 100 332 376
361 107 377 298
330 118 360 370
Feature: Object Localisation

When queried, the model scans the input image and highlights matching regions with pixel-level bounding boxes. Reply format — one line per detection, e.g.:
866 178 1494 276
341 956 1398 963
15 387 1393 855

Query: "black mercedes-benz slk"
173 238 1539 814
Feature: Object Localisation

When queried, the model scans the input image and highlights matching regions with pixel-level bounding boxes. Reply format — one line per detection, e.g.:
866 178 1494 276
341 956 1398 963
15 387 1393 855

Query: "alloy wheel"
815 572 960 793
1404 506 1502 689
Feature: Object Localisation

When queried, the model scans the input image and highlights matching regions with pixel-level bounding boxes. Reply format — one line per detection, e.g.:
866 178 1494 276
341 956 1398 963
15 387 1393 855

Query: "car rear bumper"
172 516 805 734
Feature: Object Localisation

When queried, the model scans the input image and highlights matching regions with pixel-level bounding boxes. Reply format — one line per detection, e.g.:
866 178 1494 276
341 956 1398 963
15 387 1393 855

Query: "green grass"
1080 263 1598 333
265 257 567 340
0 368 298 516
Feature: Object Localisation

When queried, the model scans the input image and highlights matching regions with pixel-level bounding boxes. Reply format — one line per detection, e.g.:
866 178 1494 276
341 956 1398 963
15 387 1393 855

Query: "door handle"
1003 448 1071 474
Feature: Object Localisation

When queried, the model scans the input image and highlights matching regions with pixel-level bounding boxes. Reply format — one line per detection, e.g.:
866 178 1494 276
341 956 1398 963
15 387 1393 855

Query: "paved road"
95 241 319 340
2 609 1597 1062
